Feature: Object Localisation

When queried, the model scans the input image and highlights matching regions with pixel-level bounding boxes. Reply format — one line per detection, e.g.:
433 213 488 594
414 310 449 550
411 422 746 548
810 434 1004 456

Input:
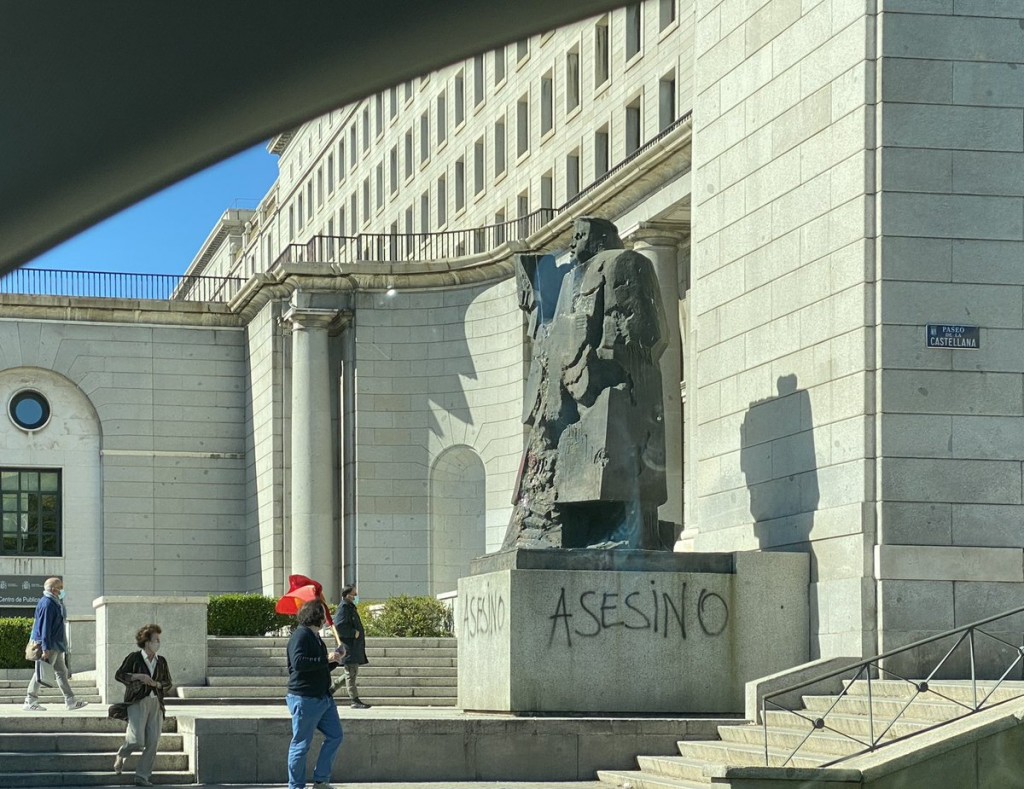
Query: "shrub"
207 594 294 636
0 617 34 668
362 595 452 638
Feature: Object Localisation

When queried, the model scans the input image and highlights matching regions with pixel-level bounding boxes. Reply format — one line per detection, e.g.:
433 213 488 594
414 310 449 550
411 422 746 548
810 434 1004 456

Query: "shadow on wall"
740 374 819 551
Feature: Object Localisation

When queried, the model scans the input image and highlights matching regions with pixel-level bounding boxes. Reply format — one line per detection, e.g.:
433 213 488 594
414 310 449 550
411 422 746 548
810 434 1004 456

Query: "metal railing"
0 268 245 302
271 110 693 269
762 604 1024 768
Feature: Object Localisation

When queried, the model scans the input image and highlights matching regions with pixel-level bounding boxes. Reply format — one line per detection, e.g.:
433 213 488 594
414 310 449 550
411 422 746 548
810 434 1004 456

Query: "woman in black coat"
333 585 370 708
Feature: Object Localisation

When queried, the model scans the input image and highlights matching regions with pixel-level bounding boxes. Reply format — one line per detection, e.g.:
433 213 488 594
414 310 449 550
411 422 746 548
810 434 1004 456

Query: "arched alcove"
429 445 485 596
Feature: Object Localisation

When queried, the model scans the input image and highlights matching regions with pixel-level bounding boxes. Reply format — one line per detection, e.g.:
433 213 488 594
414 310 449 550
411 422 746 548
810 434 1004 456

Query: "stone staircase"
174 635 458 705
0 714 192 787
596 679 1024 788
0 673 102 706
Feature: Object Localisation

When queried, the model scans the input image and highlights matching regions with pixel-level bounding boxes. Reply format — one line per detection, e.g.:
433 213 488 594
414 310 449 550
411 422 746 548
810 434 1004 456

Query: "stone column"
282 298 340 601
632 223 685 528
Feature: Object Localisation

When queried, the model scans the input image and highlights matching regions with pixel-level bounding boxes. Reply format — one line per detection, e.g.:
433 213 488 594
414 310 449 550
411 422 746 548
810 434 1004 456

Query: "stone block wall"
354 279 524 599
690 0 878 659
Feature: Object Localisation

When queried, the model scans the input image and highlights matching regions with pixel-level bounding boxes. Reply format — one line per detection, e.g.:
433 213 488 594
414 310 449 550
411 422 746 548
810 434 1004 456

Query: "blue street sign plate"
926 324 980 349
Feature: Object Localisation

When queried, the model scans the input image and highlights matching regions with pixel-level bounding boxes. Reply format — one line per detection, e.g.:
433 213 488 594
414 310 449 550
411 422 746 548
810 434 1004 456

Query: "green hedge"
0 618 34 669
361 595 453 638
207 594 294 636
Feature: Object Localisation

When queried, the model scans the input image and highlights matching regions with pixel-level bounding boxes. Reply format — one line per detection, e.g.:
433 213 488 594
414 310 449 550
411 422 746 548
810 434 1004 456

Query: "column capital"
630 220 691 248
280 306 350 333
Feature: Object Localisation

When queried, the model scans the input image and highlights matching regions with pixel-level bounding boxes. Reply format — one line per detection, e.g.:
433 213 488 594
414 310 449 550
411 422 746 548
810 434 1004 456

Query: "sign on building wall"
926 324 980 349
0 575 50 607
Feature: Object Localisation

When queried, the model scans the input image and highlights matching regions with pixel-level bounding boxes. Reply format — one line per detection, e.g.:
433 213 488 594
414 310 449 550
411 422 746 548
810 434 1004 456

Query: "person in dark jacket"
112 623 173 787
332 584 371 709
24 576 87 711
286 599 345 789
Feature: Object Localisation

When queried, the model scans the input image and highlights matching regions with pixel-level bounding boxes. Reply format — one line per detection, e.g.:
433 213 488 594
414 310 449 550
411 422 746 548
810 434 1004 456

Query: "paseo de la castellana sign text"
926 324 980 349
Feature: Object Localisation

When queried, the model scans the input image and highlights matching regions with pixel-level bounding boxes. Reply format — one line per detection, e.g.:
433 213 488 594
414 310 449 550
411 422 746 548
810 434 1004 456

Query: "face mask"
352 595 360 605
146 640 160 654
57 589 66 601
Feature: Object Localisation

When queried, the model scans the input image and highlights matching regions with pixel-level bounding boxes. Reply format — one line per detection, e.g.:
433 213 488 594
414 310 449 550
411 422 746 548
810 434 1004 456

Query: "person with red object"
277 574 342 648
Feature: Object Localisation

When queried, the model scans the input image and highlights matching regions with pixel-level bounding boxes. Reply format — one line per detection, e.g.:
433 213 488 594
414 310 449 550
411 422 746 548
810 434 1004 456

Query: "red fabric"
275 575 334 627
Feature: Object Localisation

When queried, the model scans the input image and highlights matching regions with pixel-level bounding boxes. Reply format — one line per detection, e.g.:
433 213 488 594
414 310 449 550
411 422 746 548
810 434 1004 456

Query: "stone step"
2 770 193 787
718 723 866 758
677 739 827 769
165 693 455 707
205 664 458 677
206 674 454 687
843 679 1024 706
0 693 103 704
0 678 97 689
0 716 178 734
0 732 184 752
762 710 932 740
635 755 717 783
598 769 707 789
0 752 189 772
209 655 457 668
801 694 965 723
207 636 456 649
176 684 455 699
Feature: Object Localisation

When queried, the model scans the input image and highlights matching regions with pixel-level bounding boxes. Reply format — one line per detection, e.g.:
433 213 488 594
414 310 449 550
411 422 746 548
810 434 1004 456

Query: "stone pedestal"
67 614 95 672
457 550 808 714
93 596 207 704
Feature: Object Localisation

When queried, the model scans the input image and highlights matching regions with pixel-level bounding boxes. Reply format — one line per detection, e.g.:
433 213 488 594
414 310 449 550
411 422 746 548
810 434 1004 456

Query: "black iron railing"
762 604 1024 767
272 110 693 268
0 268 245 302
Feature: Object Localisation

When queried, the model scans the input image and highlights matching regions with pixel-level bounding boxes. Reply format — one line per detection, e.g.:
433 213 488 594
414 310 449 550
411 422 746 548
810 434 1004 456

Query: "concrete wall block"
953 581 1024 629
878 579 955 632
882 192 1024 240
883 12 1024 63
881 236 952 282
876 544 1023 583
798 16 868 99
879 324 953 371
771 85 832 158
953 61 1024 108
813 575 874 637
881 58 953 105
880 502 953 546
951 415 1024 459
771 0 832 77
880 281 1023 328
883 103 1024 153
881 147 952 194
952 150 1024 197
952 239 1024 285
880 413 952 458
744 67 802 134
745 0 803 56
720 43 774 115
881 457 1023 504
953 0 1024 17
952 504 1024 548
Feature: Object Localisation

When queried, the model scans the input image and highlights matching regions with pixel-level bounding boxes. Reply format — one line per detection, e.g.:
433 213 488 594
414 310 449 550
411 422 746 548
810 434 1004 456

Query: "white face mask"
146 638 161 654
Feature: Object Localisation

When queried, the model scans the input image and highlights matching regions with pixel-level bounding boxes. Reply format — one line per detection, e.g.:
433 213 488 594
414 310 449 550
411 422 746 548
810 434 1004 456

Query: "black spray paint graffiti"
462 587 507 638
547 580 730 647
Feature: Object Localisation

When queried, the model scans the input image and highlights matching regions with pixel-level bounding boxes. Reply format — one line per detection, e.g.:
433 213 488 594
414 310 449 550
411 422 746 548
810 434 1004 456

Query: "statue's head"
570 217 622 263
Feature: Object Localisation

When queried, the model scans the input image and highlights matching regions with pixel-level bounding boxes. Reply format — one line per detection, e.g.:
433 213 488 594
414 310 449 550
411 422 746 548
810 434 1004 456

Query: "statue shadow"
740 374 819 552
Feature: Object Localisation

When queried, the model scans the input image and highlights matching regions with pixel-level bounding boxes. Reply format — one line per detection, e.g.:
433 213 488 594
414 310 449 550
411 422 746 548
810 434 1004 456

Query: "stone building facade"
2 0 1024 670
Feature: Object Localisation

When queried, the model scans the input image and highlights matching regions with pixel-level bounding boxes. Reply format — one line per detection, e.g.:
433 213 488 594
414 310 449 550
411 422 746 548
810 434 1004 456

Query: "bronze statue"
503 217 669 550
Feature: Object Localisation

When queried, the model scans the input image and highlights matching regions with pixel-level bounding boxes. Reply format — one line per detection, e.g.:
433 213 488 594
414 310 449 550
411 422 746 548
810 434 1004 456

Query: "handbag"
24 641 42 662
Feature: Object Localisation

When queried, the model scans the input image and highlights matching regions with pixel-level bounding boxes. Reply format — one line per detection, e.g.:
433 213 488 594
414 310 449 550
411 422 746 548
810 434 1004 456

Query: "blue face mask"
352 595 360 605
57 589 66 601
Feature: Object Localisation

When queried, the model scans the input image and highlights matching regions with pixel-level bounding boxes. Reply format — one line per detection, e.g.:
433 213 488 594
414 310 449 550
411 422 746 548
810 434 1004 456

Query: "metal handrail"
271 110 694 269
761 603 1024 768
0 268 244 302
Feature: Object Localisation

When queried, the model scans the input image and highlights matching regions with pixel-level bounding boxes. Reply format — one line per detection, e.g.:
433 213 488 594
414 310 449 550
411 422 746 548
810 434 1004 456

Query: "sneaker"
328 678 345 696
135 777 153 787
113 754 125 774
66 700 88 710
350 700 371 709
22 702 45 711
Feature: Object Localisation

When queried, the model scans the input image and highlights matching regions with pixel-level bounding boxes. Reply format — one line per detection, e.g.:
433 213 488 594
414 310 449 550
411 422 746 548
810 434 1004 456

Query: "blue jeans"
286 693 343 789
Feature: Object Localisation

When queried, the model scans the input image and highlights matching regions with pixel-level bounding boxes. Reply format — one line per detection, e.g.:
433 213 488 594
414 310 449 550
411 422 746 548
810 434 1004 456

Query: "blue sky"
27 145 280 276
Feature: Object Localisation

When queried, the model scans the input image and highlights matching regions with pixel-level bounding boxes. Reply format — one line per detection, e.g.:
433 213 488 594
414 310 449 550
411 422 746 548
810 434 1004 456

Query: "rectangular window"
405 206 414 235
474 54 485 106
494 209 506 245
327 154 335 193
516 192 529 237
436 93 447 145
420 190 429 233
338 206 345 237
541 171 553 210
454 70 465 126
517 94 529 156
389 146 398 194
316 168 324 206
595 19 610 87
306 182 313 221
375 93 384 136
595 126 609 178
517 39 529 63
349 126 357 165
455 157 465 212
626 99 641 155
375 163 384 209
362 177 370 221
0 469 61 556
659 73 677 131
493 45 506 84
626 4 642 60
404 130 413 179
350 193 358 234
437 175 447 226
389 86 398 120
297 194 304 227
541 72 554 136
362 107 370 151
420 112 429 163
566 49 580 113
494 118 506 176
474 138 485 195
659 0 676 31
338 139 346 181
566 150 580 200
289 205 295 239
404 80 413 103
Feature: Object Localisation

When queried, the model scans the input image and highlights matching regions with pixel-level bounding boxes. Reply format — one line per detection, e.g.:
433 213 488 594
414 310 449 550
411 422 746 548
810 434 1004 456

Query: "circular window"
9 390 51 431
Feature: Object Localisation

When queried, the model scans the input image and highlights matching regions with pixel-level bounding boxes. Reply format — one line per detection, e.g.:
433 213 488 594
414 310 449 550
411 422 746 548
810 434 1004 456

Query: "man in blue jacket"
24 577 88 711
286 599 345 789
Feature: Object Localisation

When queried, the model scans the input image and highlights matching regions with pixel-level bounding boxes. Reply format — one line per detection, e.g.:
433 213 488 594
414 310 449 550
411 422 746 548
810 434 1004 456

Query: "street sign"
926 324 980 349
0 575 50 607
